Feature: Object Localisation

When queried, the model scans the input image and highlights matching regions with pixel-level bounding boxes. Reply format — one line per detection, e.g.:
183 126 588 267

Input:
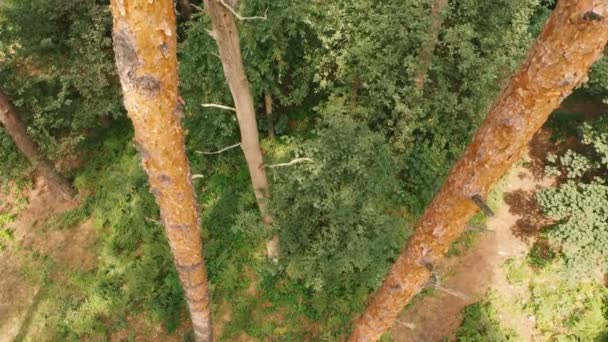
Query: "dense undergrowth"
1 0 608 340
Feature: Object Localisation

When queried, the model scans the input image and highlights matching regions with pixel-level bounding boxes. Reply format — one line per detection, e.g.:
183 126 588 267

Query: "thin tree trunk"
264 92 274 139
0 89 75 199
204 0 278 260
413 0 448 90
350 76 361 110
179 0 192 21
350 1 608 340
109 1 212 341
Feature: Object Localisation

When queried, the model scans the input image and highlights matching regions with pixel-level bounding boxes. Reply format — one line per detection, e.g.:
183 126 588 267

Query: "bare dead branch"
201 103 236 111
191 3 204 12
205 29 218 40
465 223 495 233
219 0 268 21
265 158 315 169
394 320 416 330
145 217 162 225
195 142 241 155
434 285 470 301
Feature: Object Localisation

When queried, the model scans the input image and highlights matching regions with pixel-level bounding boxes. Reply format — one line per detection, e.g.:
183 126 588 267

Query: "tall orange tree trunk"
0 89 75 199
109 1 212 341
413 0 448 90
350 1 608 340
203 0 277 259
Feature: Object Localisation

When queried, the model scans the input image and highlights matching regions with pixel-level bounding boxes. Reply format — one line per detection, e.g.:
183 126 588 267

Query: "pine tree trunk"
413 0 448 90
204 0 278 259
0 89 75 199
350 1 608 340
109 1 212 341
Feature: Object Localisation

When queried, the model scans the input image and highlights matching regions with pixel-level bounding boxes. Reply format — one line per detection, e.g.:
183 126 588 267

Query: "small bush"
271 113 409 330
538 117 608 276
455 301 519 341
0 212 15 250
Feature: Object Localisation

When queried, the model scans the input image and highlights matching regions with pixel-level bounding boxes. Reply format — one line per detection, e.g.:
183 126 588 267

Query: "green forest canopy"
0 0 607 340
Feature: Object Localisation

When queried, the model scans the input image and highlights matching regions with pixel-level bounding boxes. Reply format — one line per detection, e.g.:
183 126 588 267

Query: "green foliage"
317 0 541 214
46 197 93 230
179 0 320 153
271 113 409 330
463 258 608 341
239 0 320 108
455 301 520 342
504 258 534 285
526 241 555 269
538 117 608 275
0 0 121 156
46 129 187 338
0 212 15 250
526 266 608 341
0 131 29 182
446 230 478 257
3 0 599 339
314 0 427 130
582 56 608 103
400 0 537 212
543 111 585 142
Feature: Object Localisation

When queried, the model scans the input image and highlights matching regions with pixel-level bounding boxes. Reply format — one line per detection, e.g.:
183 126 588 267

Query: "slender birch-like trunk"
264 92 274 139
350 1 608 340
203 0 278 259
109 1 212 340
413 0 448 90
0 89 75 199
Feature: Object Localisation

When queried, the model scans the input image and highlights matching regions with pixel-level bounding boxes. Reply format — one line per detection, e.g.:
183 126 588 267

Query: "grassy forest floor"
1 101 606 341
0 178 190 341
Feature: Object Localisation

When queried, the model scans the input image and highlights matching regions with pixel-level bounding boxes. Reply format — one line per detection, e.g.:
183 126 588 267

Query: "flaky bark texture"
350 1 608 340
413 0 448 90
204 0 277 259
0 89 75 199
109 1 212 341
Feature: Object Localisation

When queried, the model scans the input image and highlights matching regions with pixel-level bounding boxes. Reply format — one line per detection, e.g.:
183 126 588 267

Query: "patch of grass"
0 212 15 250
525 263 608 341
19 251 54 286
447 230 478 257
46 197 93 230
545 111 585 141
526 240 555 270
504 258 533 285
454 301 521 341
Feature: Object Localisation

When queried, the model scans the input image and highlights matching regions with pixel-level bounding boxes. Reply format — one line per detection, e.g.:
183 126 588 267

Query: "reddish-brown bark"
350 1 608 340
0 89 75 199
109 1 212 341
203 0 278 259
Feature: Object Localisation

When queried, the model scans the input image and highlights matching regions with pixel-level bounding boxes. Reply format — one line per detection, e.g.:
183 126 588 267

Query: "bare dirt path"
390 145 554 341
